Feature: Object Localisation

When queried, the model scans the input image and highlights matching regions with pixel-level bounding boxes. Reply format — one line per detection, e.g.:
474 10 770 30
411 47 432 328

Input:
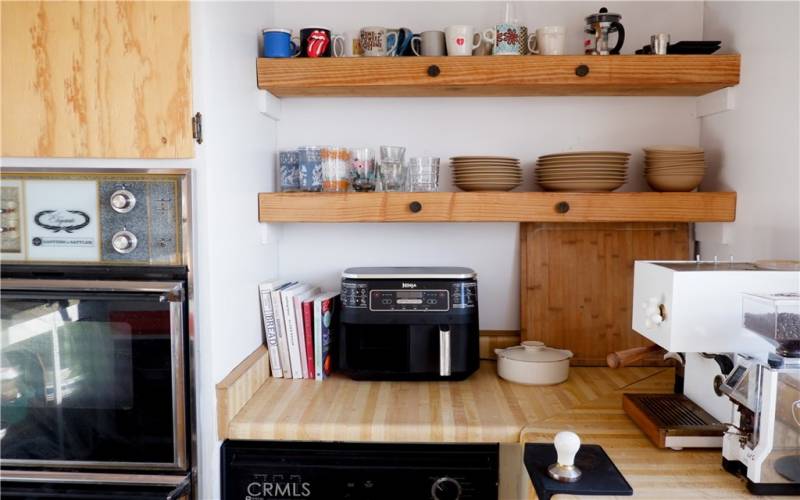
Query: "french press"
584 7 625 55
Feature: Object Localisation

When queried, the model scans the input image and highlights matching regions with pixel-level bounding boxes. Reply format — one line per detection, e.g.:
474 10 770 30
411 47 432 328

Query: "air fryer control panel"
343 281 476 311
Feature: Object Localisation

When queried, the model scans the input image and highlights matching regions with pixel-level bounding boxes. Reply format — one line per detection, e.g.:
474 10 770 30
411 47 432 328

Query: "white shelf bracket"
257 89 282 121
696 87 735 118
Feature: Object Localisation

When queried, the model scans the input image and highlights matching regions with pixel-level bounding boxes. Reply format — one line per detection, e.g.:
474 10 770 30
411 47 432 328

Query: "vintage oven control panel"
0 171 186 264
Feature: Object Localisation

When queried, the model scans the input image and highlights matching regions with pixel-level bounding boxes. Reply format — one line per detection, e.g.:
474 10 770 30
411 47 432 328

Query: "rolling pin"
606 344 663 368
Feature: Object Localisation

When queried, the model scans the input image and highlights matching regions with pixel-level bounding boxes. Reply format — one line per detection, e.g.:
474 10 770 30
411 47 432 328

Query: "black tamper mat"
775 455 800 482
524 443 632 500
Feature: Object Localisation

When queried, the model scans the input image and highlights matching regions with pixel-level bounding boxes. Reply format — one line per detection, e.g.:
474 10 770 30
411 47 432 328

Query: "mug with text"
360 26 398 56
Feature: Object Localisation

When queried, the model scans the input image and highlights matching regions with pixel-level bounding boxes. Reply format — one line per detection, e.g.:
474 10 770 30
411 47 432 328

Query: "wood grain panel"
258 192 737 223
257 55 740 97
2 1 193 158
216 345 271 440
521 223 690 366
522 370 779 499
479 330 521 360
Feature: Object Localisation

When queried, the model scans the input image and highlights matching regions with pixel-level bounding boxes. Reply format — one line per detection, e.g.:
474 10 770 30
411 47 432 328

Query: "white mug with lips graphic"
444 25 482 56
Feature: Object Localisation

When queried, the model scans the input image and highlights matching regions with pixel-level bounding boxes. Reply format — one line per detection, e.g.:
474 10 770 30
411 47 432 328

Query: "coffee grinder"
719 292 800 495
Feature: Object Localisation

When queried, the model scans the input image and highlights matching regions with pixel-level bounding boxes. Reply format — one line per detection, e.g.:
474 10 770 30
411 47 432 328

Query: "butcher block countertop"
217 348 659 442
217 347 769 498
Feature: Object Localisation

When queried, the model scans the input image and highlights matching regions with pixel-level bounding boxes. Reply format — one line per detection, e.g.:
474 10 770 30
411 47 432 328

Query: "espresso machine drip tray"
622 394 725 450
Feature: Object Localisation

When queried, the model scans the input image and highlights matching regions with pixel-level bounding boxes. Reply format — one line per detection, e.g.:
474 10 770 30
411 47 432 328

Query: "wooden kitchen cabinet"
1 1 193 158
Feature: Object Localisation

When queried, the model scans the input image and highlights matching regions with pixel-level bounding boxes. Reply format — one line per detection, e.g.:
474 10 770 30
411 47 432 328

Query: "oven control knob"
111 230 138 254
431 476 462 500
110 189 136 213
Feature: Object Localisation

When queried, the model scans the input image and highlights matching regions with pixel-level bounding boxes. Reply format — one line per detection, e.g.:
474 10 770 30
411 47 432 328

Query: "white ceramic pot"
495 341 573 385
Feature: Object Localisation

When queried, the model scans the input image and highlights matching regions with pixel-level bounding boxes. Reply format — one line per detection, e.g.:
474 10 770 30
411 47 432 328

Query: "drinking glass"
379 160 407 192
321 147 351 192
350 148 377 191
379 146 406 192
407 157 440 192
277 149 300 192
297 146 323 191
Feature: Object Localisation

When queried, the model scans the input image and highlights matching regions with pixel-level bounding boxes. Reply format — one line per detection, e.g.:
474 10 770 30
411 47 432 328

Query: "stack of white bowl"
450 156 522 192
644 146 706 192
535 151 630 192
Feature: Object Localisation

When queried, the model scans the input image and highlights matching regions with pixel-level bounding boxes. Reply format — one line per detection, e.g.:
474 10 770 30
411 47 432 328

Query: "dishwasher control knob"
431 476 462 500
111 230 138 254
110 189 136 213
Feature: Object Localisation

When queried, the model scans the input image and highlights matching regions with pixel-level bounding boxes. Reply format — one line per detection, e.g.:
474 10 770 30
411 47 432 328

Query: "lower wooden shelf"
258 191 736 223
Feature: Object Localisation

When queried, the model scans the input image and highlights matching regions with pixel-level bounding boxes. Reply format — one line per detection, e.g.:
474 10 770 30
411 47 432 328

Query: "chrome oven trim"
1 279 187 471
0 469 190 486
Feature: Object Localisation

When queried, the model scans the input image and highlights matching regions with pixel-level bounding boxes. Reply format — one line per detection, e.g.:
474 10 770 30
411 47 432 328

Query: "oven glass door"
0 280 186 470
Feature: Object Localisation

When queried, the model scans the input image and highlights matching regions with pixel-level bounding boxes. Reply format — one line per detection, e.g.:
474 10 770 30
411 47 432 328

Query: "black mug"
299 27 332 57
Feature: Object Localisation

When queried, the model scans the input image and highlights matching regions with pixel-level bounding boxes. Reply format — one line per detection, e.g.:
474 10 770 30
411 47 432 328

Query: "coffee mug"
473 29 494 55
529 26 566 55
483 23 529 56
333 30 362 57
393 27 414 56
411 30 446 56
360 26 398 57
444 25 482 56
299 27 331 57
262 29 299 58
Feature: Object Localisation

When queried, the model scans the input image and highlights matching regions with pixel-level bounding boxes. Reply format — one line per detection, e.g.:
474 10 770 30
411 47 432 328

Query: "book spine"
282 292 304 379
272 290 292 378
259 287 282 378
302 302 315 379
294 296 309 379
314 300 323 380
320 298 332 379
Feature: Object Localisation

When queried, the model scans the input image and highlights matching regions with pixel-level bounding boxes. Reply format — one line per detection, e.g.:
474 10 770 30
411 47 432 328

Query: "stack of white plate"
450 156 522 192
644 146 705 192
535 151 630 192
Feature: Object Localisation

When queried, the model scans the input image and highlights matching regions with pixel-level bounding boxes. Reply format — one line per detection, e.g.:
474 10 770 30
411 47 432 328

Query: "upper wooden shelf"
256 55 740 97
258 192 737 223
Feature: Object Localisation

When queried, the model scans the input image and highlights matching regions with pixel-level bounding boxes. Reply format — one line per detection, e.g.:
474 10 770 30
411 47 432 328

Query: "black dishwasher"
221 441 498 500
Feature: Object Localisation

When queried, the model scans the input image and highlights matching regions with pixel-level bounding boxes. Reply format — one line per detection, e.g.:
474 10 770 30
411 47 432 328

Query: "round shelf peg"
555 201 570 214
427 65 441 77
409 201 423 213
575 64 590 77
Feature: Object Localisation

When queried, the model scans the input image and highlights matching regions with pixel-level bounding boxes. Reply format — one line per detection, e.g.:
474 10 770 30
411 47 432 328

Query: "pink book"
302 300 315 378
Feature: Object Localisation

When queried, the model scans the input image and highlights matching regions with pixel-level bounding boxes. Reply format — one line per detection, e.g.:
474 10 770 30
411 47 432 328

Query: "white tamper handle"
547 431 583 482
555 431 580 466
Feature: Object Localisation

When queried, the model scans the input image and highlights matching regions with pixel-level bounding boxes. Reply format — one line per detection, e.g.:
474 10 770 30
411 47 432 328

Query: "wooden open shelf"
258 192 736 223
256 55 740 97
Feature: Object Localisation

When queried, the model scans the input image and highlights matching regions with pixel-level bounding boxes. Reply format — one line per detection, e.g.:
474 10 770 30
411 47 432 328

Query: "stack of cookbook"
258 280 340 379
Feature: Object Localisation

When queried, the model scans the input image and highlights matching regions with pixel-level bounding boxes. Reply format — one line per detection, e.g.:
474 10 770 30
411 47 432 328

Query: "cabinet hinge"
192 112 203 144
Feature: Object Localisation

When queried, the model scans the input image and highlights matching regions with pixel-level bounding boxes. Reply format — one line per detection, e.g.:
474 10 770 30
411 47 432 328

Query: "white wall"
191 3 277 499
273 1 704 329
697 1 800 261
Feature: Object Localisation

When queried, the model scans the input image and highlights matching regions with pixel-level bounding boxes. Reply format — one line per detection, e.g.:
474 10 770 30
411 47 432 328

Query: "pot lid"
585 7 622 24
496 341 573 363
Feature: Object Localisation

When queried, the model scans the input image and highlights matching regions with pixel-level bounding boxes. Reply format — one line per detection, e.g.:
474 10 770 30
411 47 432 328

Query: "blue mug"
262 28 299 58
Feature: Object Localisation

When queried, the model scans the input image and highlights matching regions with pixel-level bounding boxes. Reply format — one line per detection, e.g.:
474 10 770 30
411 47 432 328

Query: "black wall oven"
0 170 194 499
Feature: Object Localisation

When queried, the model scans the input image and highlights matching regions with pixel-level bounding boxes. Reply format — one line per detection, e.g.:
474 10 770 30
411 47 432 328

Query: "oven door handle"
1 278 184 295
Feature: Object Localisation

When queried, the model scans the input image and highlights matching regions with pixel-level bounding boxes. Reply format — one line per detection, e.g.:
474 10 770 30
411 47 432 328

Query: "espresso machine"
631 261 800 494
584 7 625 55
338 267 479 381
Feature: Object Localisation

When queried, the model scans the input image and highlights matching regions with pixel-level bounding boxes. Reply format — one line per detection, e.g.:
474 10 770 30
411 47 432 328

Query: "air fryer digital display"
369 289 449 311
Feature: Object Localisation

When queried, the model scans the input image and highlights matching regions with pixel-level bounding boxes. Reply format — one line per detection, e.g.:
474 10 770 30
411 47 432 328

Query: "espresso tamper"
547 431 583 482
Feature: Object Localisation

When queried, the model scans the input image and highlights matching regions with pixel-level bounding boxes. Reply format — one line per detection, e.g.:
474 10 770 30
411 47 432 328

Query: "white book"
294 287 320 379
258 280 289 378
280 283 312 379
313 291 339 380
270 281 296 378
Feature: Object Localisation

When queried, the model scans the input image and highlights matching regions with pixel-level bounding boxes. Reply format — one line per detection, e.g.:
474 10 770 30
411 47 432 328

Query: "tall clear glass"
379 146 406 192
